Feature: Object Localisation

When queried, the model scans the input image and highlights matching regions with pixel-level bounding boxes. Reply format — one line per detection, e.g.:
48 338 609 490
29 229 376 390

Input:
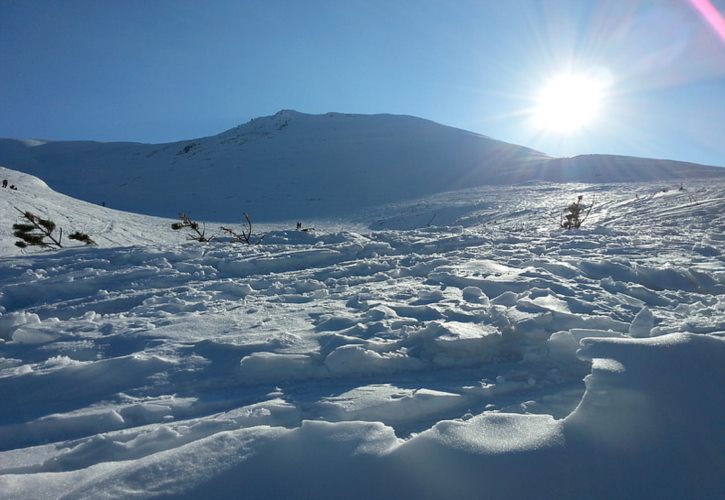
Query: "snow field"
0 168 724 498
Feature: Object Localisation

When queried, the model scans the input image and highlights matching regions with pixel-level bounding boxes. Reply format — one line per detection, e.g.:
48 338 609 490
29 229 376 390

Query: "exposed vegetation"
561 195 593 229
171 213 215 242
68 231 97 245
221 212 265 245
13 208 94 249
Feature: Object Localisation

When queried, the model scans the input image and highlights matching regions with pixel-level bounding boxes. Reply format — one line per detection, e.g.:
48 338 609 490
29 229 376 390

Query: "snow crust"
0 163 724 499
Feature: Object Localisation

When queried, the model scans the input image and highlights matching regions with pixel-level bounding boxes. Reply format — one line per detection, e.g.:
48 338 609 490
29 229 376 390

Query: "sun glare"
532 73 607 134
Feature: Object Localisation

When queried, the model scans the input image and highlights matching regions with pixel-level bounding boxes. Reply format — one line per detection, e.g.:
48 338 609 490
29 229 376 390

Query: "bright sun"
532 73 607 134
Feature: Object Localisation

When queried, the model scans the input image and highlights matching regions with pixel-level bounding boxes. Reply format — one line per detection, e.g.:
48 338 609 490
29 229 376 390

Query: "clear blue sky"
1 0 724 166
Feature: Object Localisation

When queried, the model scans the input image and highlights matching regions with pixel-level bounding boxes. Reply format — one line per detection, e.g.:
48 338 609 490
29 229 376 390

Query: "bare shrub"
221 213 265 245
561 195 593 229
171 213 215 242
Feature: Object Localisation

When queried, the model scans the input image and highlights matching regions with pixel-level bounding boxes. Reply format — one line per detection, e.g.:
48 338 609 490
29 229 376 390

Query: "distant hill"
0 110 722 221
533 154 724 183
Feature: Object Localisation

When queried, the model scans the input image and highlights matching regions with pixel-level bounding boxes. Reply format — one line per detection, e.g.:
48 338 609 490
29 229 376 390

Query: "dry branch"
171 213 215 242
221 212 264 245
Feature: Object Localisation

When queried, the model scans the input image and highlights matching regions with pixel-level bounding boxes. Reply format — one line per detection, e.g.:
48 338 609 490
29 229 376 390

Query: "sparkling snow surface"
0 166 724 499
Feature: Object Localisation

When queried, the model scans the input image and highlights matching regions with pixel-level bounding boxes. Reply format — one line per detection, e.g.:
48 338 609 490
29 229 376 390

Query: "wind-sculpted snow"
0 171 724 498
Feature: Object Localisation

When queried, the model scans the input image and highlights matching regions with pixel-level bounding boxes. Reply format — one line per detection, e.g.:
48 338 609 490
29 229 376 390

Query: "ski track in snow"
0 166 724 498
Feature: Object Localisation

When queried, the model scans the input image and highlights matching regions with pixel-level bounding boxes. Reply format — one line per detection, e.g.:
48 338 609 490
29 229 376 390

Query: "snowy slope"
1 110 722 222
0 167 188 255
1 164 724 498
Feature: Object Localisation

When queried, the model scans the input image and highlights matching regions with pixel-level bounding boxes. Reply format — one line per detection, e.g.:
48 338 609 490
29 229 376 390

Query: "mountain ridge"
0 110 722 222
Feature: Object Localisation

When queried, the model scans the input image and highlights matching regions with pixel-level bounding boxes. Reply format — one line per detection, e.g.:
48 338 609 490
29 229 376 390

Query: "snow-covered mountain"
1 110 722 221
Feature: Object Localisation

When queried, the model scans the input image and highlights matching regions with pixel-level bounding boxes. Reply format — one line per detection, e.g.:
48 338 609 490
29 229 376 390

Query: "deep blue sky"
1 0 724 166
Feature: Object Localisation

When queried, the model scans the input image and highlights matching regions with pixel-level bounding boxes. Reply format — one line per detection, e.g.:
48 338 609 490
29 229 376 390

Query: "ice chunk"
239 352 326 382
0 312 41 341
462 286 489 305
629 306 654 338
324 345 424 375
402 321 503 367
317 384 463 424
491 291 518 307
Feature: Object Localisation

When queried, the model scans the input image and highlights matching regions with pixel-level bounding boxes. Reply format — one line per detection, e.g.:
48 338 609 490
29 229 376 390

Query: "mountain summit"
0 111 721 221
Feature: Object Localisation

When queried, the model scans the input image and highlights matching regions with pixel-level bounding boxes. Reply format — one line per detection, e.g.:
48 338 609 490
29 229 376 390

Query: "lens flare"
690 0 725 42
